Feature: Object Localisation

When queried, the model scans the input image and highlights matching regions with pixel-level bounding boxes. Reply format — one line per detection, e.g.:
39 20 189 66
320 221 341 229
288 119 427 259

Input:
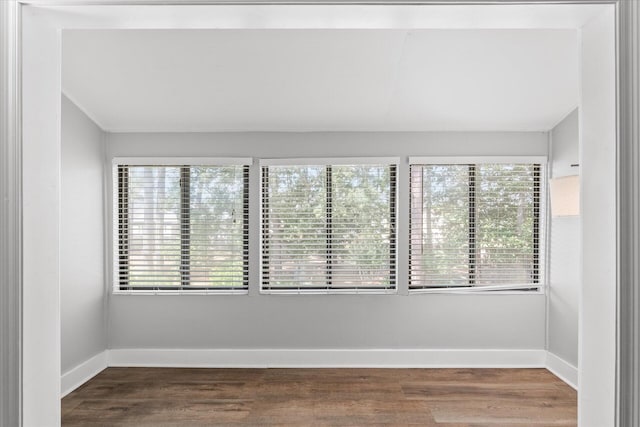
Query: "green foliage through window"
117 164 249 291
261 164 397 291
409 163 542 290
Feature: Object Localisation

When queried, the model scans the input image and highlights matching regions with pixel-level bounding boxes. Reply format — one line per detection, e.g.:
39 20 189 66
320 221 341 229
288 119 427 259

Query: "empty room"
4 0 636 426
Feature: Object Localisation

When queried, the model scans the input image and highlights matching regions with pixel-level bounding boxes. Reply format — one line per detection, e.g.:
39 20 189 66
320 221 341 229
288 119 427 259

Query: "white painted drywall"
22 7 61 425
551 109 580 179
62 29 579 133
548 108 580 368
20 4 618 426
61 95 107 375
106 131 548 351
578 6 617 426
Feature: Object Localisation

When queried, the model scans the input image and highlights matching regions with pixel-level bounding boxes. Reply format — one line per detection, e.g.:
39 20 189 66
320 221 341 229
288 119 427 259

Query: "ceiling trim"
17 0 617 4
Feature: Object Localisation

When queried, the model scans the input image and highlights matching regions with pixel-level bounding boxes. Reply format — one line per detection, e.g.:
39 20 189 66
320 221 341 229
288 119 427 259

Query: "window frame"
408 156 548 294
259 157 400 295
111 157 252 295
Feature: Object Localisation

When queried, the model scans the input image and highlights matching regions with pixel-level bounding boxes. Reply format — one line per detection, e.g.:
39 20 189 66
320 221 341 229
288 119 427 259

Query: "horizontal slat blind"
409 164 470 287
117 164 249 291
409 162 544 291
262 163 396 292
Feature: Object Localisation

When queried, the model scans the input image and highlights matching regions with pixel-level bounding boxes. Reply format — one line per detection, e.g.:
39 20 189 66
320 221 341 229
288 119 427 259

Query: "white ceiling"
63 28 579 132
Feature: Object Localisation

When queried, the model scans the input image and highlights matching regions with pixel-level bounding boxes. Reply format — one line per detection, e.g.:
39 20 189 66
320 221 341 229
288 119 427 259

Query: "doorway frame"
1 0 637 425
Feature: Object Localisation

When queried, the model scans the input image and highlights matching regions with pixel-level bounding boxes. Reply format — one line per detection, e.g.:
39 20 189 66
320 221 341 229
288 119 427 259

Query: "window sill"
409 287 544 295
260 289 397 295
112 290 249 296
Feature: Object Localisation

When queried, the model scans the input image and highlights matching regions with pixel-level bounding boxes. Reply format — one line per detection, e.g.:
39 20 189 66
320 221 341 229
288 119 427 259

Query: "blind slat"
261 163 397 291
116 164 250 291
409 163 545 291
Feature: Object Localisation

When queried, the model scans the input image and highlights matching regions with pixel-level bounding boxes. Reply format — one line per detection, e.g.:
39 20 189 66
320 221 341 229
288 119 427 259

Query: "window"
114 158 250 293
261 158 397 293
409 157 545 292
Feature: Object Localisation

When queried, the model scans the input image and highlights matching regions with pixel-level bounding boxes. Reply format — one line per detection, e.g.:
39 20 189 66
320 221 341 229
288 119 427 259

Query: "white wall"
106 131 548 352
22 8 61 424
548 108 580 368
578 6 617 426
61 95 107 374
20 5 622 426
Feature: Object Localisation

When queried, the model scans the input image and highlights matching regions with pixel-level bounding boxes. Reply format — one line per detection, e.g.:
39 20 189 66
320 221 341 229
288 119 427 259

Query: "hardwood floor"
62 368 577 426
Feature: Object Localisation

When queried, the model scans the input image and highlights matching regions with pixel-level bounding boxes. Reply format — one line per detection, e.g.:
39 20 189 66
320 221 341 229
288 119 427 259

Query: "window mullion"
118 166 130 290
468 164 477 285
389 165 397 287
243 165 250 288
326 165 333 287
261 167 270 288
180 166 191 288
533 164 541 284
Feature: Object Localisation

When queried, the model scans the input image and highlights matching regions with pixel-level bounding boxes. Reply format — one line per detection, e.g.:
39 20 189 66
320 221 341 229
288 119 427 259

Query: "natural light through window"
260 158 397 293
114 159 250 293
409 157 545 292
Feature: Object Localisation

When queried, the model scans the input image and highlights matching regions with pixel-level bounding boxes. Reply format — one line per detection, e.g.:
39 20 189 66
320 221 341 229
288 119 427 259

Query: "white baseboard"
61 351 108 397
63 349 578 396
107 348 547 368
62 349 551 395
545 351 578 390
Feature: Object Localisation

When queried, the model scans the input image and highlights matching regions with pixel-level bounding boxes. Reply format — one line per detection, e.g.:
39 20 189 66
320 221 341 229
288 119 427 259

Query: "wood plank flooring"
62 368 576 426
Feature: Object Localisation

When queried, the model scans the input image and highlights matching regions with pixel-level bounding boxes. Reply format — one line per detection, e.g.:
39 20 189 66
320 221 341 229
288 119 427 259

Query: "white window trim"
409 155 548 165
259 157 400 166
408 284 546 295
112 157 253 166
107 155 546 296
111 157 252 295
260 288 400 296
408 155 548 294
259 157 400 295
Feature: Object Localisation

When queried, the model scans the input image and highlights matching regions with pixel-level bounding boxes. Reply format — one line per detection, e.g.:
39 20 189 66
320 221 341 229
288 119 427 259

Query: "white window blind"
115 162 249 292
409 161 544 292
261 161 397 293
